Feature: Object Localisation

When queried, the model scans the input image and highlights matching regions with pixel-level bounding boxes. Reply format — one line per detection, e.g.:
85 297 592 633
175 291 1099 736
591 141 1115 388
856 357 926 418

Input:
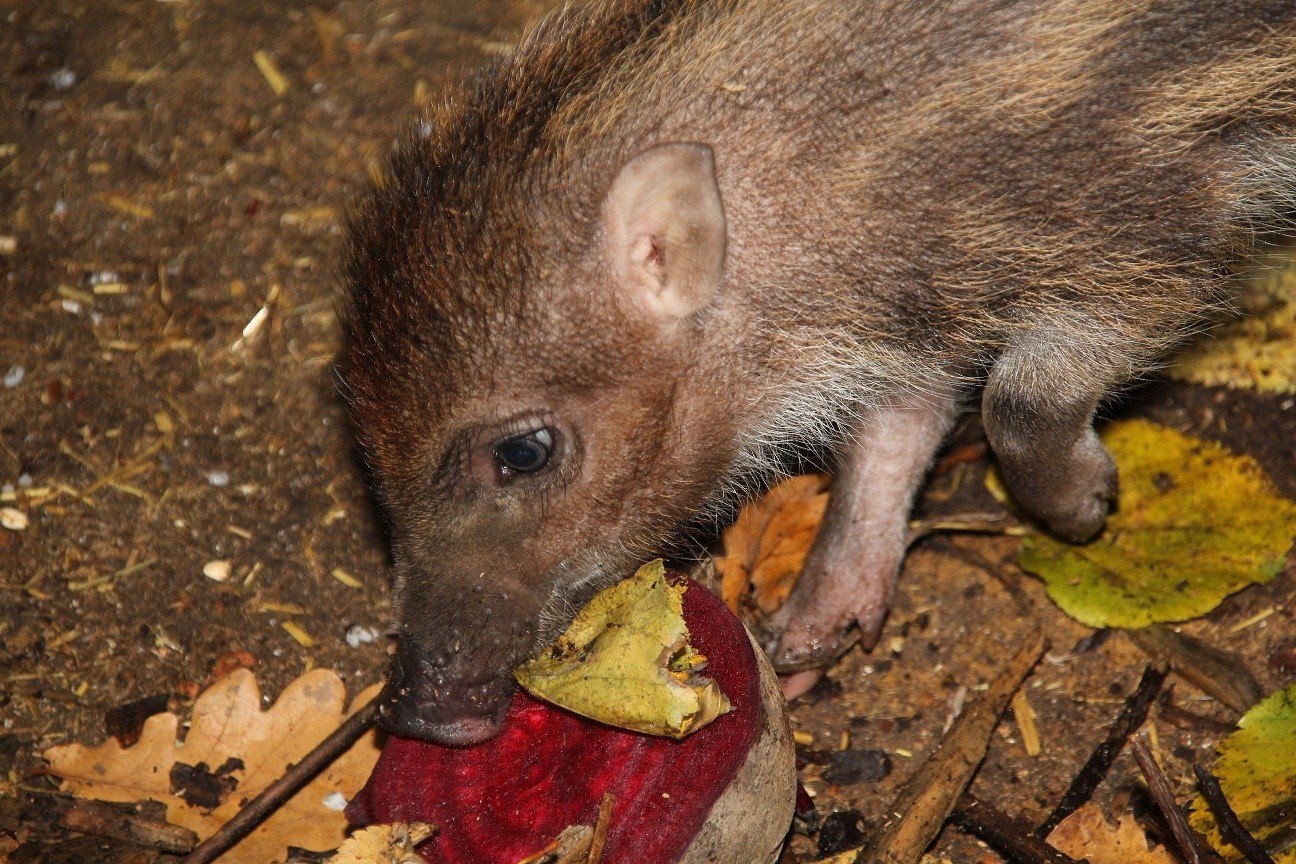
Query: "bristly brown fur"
337 0 1296 747
341 0 1296 502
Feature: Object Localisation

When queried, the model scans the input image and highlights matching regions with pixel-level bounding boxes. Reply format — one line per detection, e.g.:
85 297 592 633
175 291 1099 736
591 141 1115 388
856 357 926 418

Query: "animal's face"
343 143 733 743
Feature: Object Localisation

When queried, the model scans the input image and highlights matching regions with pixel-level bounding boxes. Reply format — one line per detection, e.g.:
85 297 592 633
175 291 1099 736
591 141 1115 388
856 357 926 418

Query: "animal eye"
492 428 554 476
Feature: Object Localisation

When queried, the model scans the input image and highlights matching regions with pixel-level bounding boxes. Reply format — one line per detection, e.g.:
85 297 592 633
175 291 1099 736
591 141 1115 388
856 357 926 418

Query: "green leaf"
1017 419 1296 628
1189 685 1296 863
513 559 730 738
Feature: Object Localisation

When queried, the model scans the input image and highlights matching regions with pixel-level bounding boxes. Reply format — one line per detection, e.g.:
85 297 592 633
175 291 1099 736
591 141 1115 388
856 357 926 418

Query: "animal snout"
377 638 517 745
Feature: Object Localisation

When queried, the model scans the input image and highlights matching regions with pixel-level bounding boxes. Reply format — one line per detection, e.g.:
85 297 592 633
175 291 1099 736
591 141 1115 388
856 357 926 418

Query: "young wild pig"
341 0 1296 742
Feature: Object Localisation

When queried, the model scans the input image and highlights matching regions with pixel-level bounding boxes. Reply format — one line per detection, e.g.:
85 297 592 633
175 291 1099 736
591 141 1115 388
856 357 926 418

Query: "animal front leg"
768 388 959 694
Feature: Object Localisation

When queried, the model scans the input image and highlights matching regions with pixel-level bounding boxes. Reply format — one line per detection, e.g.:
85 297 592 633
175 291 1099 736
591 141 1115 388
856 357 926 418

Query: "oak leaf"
44 669 382 863
1046 804 1177 864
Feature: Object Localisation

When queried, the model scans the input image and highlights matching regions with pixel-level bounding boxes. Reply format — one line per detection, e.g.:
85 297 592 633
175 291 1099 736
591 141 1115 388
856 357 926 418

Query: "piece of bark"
105 694 171 748
1036 665 1165 838
952 795 1081 864
859 630 1047 864
56 797 197 855
1125 626 1260 714
1129 734 1226 864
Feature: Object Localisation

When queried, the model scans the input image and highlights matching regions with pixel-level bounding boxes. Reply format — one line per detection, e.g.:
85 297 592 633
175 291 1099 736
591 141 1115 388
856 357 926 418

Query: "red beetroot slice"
346 578 762 864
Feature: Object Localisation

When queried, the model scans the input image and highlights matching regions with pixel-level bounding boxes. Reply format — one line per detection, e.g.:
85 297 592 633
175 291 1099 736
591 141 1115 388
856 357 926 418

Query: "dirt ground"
1 1 1293 861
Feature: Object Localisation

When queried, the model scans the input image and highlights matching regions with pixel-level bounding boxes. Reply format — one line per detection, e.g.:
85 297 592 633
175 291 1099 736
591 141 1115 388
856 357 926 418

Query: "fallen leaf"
514 559 730 738
715 473 830 613
326 822 435 864
1017 419 1296 628
1047 804 1177 863
45 669 382 863
1170 248 1296 394
1189 684 1296 864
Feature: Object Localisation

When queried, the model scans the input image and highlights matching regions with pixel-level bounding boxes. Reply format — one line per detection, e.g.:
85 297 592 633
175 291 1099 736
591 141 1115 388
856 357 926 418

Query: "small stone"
203 560 232 582
822 748 892 786
321 791 348 811
3 366 24 388
0 508 28 531
48 68 77 91
207 471 231 487
345 624 381 648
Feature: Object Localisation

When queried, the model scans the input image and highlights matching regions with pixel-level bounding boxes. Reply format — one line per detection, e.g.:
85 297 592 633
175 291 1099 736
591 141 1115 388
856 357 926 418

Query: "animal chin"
378 705 507 747
376 647 516 745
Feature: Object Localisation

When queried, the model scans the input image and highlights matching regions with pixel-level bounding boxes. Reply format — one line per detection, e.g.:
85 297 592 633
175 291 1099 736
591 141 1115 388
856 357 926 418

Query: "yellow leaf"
1189 685 1296 864
326 822 436 864
1017 419 1296 628
514 560 731 738
1170 248 1296 394
1047 804 1178 864
45 669 382 863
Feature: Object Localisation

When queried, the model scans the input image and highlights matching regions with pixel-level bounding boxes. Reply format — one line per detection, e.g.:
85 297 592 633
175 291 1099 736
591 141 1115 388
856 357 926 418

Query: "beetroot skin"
346 579 765 863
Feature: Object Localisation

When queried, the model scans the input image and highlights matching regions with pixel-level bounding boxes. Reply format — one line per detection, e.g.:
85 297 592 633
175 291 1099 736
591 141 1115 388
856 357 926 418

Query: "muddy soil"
1 1 1292 861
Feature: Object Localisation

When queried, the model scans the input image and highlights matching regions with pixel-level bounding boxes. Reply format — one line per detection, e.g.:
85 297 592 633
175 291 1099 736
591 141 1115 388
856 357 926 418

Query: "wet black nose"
376 642 515 745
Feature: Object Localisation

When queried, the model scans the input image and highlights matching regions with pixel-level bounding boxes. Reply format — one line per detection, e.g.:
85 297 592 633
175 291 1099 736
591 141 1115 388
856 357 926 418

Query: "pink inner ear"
602 143 725 319
630 234 667 285
346 577 762 864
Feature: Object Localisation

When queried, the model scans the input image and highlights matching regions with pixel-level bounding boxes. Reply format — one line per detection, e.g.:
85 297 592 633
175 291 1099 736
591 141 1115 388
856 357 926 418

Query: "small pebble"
345 624 382 648
61 299 81 315
0 508 28 531
3 366 24 388
203 559 232 582
822 748 892 786
48 68 77 91
207 471 231 487
17 473 32 488
321 791 348 812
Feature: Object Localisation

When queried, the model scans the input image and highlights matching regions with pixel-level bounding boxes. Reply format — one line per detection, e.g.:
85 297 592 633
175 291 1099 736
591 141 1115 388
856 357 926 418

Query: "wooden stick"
1194 764 1277 864
1035 665 1165 837
952 794 1081 864
59 798 199 855
179 698 379 864
1129 733 1225 864
1125 626 1260 714
860 630 1047 864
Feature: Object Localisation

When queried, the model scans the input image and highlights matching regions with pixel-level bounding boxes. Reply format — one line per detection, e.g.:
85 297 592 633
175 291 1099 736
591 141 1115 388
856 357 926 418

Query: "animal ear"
602 143 726 319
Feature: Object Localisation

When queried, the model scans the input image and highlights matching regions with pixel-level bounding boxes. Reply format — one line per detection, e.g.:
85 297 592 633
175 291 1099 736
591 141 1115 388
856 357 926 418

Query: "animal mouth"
376 646 516 745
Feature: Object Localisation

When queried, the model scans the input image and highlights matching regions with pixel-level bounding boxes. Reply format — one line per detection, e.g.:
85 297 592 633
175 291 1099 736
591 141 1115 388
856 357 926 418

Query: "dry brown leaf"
1046 803 1177 864
325 822 435 864
45 669 382 863
715 473 830 613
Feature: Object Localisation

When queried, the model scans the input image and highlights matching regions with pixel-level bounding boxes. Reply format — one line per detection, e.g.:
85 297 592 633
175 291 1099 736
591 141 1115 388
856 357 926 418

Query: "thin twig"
179 698 380 864
952 794 1081 864
860 630 1048 864
1129 733 1226 864
1124 626 1261 714
1194 764 1277 864
1035 665 1166 837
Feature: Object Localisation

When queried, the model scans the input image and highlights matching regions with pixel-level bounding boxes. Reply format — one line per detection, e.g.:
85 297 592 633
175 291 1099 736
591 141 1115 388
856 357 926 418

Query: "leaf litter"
44 668 382 863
